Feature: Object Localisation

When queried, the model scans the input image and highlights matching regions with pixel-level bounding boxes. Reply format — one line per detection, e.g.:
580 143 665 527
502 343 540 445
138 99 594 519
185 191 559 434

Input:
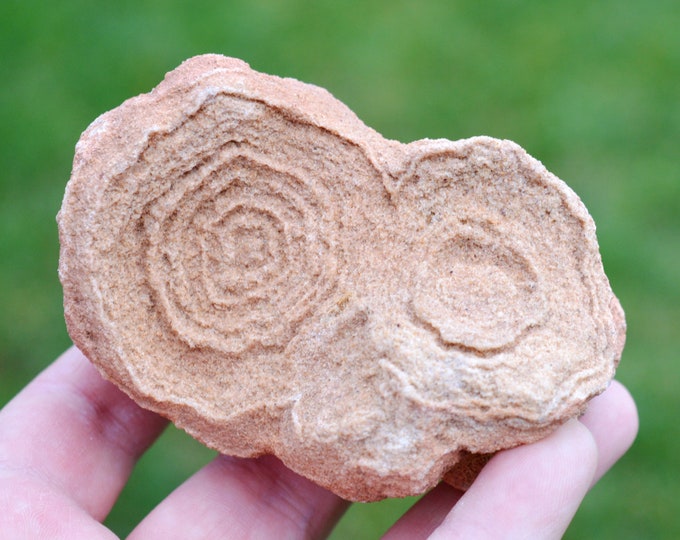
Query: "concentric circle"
412 223 546 352
145 147 337 354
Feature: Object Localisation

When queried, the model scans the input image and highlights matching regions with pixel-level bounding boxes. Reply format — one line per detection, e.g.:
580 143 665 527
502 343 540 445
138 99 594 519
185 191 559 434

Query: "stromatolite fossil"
58 54 625 501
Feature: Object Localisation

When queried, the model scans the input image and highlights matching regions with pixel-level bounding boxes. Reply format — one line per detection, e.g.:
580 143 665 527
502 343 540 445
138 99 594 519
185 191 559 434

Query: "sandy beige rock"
58 54 625 501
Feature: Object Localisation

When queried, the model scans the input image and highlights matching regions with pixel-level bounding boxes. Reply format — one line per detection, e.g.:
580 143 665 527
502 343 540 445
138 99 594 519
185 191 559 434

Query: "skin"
0 346 638 539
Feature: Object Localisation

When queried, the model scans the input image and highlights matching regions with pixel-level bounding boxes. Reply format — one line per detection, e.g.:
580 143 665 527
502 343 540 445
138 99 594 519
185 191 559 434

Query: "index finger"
0 346 167 521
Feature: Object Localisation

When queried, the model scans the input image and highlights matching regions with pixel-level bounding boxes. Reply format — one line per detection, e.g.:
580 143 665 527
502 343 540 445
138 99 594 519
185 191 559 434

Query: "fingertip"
608 380 639 443
429 419 599 540
556 419 600 492
579 379 638 485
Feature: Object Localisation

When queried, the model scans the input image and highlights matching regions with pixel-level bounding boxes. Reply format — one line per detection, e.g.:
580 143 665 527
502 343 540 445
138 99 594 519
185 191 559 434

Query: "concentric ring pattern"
412 223 546 352
144 146 337 355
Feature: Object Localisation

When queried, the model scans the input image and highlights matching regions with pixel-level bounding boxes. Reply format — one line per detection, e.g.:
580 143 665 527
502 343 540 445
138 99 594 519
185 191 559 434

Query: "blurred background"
1 0 678 537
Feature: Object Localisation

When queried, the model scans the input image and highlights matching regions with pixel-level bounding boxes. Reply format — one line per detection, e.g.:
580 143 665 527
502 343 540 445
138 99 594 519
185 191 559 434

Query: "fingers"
0 345 637 540
0 346 167 522
128 454 349 540
384 380 638 540
428 419 598 540
578 380 638 485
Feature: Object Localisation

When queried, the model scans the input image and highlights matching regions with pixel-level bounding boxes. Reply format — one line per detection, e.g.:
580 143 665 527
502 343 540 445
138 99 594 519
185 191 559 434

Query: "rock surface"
58 54 625 501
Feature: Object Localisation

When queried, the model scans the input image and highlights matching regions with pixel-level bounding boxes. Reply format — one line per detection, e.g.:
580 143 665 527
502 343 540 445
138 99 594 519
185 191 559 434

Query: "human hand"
0 347 637 539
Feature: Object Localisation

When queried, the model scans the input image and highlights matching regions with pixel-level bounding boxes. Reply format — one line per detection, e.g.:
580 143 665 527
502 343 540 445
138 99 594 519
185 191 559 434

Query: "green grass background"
1 0 678 537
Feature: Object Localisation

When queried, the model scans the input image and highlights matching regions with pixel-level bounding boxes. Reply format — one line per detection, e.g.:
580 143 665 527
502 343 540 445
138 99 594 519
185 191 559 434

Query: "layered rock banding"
58 54 625 501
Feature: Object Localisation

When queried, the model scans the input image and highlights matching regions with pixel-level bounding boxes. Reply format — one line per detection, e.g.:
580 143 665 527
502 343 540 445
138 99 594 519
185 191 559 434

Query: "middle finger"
128 453 349 540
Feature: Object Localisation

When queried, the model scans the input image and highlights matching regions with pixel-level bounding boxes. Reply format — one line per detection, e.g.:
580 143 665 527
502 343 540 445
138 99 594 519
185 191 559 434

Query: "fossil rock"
58 54 625 501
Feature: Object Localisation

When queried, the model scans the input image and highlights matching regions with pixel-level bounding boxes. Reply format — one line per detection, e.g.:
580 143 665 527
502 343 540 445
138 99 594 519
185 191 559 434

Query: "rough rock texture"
58 54 625 501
